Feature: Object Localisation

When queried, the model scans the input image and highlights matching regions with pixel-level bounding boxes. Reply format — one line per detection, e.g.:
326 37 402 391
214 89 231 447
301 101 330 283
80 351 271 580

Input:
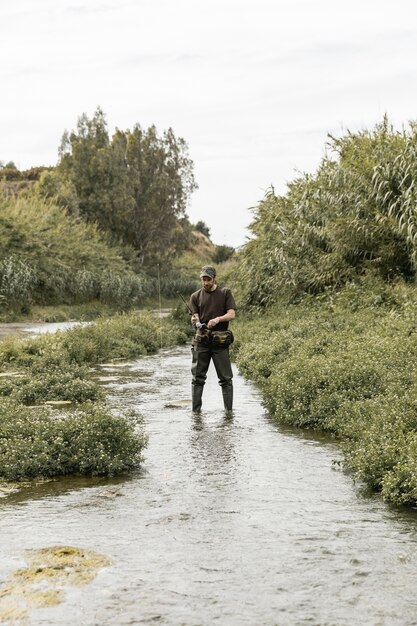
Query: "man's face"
201 275 215 291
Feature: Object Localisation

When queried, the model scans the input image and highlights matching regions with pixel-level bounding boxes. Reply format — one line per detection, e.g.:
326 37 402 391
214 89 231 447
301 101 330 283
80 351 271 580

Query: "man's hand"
191 313 200 325
207 310 235 329
207 317 221 329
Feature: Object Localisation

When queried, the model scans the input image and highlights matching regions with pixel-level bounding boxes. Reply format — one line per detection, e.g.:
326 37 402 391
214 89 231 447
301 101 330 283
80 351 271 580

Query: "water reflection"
190 411 236 477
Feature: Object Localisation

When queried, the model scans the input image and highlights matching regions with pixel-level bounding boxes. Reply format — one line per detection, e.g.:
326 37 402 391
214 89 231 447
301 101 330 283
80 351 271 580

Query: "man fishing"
188 265 236 413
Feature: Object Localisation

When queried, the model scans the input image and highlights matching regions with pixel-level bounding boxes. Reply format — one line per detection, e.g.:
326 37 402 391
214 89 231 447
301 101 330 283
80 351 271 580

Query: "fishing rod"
177 293 207 330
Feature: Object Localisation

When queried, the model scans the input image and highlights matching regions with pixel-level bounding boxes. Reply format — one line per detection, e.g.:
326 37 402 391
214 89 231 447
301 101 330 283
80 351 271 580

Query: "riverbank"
232 277 417 507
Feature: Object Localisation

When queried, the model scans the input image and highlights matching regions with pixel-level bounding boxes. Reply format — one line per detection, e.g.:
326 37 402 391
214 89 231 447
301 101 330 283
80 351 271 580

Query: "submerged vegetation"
232 118 417 507
0 546 109 621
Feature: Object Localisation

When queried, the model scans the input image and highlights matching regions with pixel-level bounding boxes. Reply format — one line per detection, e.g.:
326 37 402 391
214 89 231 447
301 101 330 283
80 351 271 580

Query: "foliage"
48 107 198 266
0 164 51 182
233 277 417 506
195 220 211 239
0 399 146 479
0 364 103 404
213 244 235 264
0 195 195 309
234 117 417 309
0 309 190 480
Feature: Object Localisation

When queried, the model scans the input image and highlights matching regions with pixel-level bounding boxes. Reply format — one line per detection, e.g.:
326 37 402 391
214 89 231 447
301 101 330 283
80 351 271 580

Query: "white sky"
1 0 417 247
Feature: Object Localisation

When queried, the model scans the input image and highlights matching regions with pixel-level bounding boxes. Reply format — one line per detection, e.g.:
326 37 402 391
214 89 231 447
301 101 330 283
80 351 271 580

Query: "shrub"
0 399 146 479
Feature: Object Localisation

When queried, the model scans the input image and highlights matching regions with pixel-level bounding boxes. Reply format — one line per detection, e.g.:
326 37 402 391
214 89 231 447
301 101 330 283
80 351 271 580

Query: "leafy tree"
55 108 197 266
195 220 211 239
123 124 197 265
213 244 235 264
58 107 113 223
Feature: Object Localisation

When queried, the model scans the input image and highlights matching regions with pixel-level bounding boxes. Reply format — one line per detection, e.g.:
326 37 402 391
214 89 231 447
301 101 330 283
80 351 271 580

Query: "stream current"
1 345 417 625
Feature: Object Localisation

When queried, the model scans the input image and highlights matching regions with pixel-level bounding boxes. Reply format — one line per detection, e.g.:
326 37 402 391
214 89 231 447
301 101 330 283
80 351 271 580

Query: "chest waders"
191 342 233 413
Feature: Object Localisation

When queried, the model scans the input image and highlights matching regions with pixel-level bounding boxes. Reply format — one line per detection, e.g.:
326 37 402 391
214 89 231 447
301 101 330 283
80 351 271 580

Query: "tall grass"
0 256 35 310
234 118 417 309
0 195 199 311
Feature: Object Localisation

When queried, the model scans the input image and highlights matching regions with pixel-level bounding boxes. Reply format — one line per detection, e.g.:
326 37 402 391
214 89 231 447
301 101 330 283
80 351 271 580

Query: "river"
1 345 417 625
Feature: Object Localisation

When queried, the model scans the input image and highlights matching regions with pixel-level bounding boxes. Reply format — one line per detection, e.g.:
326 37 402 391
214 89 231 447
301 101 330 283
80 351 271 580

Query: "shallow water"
0 320 89 340
1 345 417 625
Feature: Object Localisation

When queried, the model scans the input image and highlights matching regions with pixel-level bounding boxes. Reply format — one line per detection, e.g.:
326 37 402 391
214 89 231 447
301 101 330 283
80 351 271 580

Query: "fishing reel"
195 321 208 330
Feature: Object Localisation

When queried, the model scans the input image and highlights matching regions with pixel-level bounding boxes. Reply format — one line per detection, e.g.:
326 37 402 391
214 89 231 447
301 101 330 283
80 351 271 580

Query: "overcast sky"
2 0 417 247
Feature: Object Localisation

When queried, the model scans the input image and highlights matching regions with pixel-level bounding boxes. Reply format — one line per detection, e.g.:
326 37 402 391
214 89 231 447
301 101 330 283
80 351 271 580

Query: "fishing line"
157 264 163 369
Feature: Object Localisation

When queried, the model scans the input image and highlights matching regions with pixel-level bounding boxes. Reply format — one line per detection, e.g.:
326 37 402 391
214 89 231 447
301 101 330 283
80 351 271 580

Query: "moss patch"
0 546 110 623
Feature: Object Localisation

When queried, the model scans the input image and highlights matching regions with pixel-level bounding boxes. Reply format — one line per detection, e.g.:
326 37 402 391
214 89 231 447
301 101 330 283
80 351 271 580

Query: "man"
189 265 236 413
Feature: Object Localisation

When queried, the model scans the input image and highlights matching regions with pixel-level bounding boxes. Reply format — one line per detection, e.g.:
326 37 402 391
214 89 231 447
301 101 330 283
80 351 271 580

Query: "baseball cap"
200 265 216 279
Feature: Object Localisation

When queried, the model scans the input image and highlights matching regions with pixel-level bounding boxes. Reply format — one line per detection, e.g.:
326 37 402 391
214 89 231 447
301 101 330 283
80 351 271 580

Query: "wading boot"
192 384 204 413
222 385 233 413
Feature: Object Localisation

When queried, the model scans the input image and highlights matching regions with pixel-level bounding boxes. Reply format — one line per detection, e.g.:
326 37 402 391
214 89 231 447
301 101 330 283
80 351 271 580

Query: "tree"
213 244 234 264
56 108 197 266
58 107 113 224
123 124 197 264
195 220 211 239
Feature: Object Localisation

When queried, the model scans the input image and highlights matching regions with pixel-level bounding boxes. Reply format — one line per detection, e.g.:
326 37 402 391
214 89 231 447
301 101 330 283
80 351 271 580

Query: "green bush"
6 368 103 405
0 399 146 479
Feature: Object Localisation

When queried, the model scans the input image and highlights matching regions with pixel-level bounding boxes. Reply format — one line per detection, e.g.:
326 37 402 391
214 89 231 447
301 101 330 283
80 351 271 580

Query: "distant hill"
174 230 217 277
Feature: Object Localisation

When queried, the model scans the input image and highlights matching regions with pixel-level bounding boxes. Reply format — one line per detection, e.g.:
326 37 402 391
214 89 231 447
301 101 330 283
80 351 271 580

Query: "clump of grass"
0 366 103 405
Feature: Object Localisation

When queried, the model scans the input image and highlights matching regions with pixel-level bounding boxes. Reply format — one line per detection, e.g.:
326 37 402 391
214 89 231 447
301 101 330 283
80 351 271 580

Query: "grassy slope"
173 230 216 277
0 195 209 319
0 195 133 273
